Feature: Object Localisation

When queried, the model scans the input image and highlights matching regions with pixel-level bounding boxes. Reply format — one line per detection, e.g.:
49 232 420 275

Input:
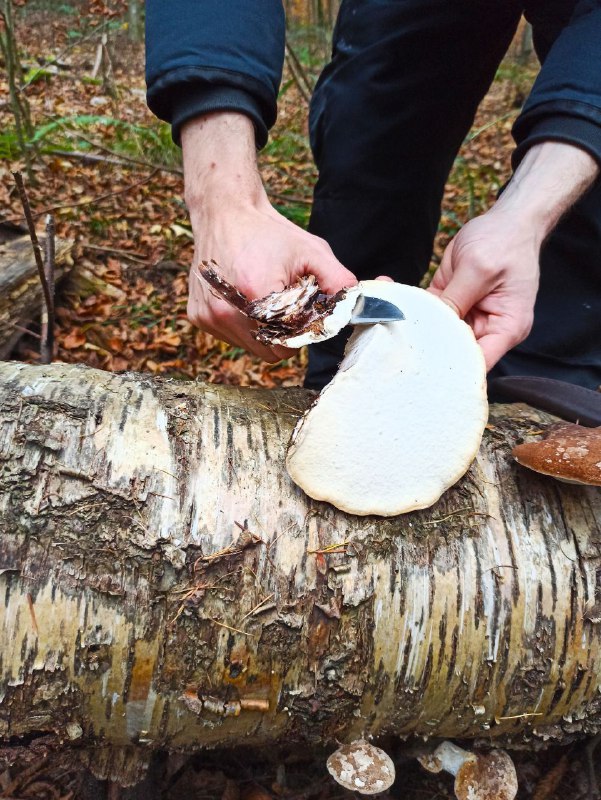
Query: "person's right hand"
182 113 356 362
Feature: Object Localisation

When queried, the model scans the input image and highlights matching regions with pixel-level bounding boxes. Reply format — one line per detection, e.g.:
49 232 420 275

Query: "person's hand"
188 198 356 361
428 208 540 370
429 141 599 371
182 113 356 362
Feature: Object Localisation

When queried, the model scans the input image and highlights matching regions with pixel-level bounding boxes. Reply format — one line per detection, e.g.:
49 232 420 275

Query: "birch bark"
0 362 600 771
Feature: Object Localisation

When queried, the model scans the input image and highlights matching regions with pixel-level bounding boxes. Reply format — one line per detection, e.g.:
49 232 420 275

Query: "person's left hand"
428 140 600 371
428 207 541 371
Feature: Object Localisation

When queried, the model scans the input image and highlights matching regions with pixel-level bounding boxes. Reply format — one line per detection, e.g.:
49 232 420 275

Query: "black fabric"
305 0 601 392
512 114 601 168
514 0 601 161
145 0 285 146
488 376 601 425
144 0 601 394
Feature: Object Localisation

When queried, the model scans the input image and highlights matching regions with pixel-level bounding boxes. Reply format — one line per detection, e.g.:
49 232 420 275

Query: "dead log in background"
0 361 600 780
0 234 73 358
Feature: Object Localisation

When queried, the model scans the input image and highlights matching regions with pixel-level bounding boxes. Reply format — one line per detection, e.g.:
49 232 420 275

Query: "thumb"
476 331 514 372
429 242 492 319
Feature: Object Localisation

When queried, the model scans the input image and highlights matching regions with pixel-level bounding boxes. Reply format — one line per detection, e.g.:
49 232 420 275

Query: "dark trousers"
305 0 601 394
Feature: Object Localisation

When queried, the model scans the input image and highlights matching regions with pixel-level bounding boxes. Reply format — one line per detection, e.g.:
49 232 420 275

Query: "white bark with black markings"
0 362 600 768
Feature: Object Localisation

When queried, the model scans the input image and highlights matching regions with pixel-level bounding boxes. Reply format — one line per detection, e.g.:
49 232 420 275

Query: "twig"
308 540 351 554
60 134 184 175
83 242 147 264
238 593 276 623
422 506 475 525
10 323 41 339
269 191 312 205
6 170 158 224
284 49 312 106
50 147 311 205
285 39 314 97
208 618 255 637
18 19 111 93
12 172 54 364
41 213 55 363
495 712 542 721
91 41 103 80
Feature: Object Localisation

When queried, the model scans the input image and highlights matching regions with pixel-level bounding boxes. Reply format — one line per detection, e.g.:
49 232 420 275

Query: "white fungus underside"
285 282 487 516
272 287 360 348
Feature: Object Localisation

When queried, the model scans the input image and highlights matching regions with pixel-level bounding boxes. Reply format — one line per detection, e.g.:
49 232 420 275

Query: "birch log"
1 362 601 770
0 234 73 359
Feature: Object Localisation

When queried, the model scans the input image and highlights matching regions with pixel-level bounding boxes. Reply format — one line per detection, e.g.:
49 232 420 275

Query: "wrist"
182 112 267 213
491 141 599 240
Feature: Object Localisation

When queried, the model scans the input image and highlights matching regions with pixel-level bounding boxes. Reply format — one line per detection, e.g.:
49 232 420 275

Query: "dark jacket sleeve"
145 1 285 148
513 0 601 168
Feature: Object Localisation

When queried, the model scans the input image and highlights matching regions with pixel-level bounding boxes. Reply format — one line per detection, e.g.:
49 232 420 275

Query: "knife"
350 295 405 325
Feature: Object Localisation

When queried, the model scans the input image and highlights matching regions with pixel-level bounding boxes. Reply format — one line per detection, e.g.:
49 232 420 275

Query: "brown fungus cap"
455 751 518 800
326 740 395 795
512 422 601 486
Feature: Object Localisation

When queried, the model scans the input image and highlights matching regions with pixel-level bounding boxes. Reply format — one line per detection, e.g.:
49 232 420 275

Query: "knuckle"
519 314 534 342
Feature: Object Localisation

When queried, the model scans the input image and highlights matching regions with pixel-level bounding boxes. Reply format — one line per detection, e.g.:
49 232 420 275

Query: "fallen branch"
12 172 55 363
0 234 72 358
285 39 314 103
41 213 55 363
1 361 600 780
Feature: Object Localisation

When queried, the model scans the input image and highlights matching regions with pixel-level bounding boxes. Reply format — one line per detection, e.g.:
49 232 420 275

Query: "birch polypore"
285 282 488 516
1 362 601 760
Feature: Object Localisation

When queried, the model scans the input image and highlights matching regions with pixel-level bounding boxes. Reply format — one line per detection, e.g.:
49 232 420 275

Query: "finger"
305 255 357 294
476 331 515 372
436 265 495 320
375 275 394 282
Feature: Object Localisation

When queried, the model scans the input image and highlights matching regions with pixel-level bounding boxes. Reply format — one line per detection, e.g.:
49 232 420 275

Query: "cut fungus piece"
418 742 518 800
326 740 395 795
285 280 488 516
512 422 601 486
198 261 352 345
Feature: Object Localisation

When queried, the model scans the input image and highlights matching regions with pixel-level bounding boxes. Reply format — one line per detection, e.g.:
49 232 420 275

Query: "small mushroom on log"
512 422 601 486
418 742 518 800
326 740 396 795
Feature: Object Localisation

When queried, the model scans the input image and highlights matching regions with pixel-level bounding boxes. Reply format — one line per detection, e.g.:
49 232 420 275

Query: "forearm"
181 112 268 215
492 141 599 241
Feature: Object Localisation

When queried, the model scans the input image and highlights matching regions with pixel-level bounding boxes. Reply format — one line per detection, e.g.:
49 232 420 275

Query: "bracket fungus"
418 742 518 800
326 740 396 795
199 264 488 516
512 422 601 486
283 280 487 516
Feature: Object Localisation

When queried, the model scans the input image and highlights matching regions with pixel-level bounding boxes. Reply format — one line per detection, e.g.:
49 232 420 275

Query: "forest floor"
1 5 599 800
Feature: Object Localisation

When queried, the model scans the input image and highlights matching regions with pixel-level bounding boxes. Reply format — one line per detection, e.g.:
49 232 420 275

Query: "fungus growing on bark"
326 740 396 795
512 422 601 486
199 265 488 516
284 280 488 516
418 742 518 800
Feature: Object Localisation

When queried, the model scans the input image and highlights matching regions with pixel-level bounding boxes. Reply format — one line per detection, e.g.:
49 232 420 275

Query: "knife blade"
350 295 405 325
